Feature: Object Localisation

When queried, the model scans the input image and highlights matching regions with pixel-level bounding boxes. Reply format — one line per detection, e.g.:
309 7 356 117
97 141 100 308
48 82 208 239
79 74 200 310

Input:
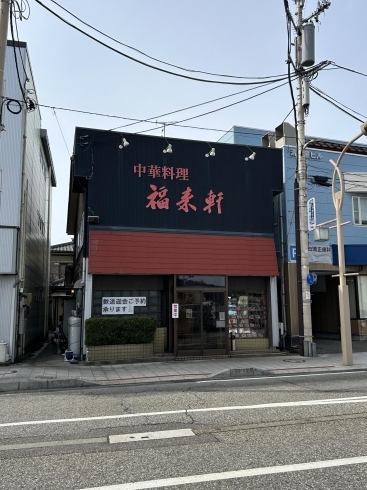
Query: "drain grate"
283 359 306 363
4 370 17 374
35 375 54 379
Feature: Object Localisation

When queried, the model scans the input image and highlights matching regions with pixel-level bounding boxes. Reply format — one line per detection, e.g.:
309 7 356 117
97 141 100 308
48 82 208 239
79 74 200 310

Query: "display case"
228 292 267 338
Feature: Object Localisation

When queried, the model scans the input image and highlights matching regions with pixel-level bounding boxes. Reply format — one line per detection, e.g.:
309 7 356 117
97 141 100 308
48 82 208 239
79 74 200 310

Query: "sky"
9 0 367 244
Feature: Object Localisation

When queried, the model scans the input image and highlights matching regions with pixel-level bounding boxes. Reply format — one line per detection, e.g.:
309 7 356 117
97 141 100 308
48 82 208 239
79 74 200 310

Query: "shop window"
92 290 162 323
357 276 367 318
353 196 367 226
228 292 267 339
177 275 225 288
347 277 357 319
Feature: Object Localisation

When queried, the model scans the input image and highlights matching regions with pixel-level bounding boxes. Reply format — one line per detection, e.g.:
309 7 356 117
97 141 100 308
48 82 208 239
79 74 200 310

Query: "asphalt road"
1 371 367 489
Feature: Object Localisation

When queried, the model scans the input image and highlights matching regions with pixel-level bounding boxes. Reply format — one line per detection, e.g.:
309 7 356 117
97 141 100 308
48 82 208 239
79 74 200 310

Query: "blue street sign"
307 272 317 285
289 245 297 262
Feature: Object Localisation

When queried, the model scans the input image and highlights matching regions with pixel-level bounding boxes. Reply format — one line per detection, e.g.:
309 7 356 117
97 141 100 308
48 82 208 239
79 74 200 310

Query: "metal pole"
296 0 313 348
330 125 367 365
0 0 10 103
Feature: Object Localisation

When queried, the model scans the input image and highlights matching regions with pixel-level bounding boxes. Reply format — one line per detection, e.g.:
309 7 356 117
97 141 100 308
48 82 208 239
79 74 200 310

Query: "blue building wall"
283 146 367 264
217 126 269 146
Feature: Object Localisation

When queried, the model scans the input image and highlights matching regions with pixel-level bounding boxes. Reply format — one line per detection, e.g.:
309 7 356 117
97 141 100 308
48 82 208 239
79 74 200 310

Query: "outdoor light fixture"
163 144 172 154
245 152 256 161
119 137 129 149
87 215 100 224
205 147 215 157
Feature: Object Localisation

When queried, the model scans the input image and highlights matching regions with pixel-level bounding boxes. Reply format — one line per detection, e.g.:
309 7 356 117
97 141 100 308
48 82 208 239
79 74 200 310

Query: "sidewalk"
1 339 367 392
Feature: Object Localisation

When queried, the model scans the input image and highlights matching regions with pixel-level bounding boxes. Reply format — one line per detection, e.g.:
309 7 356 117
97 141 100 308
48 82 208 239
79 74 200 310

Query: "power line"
135 79 292 135
109 79 279 131
332 63 367 78
35 0 291 87
310 85 365 123
50 0 290 82
310 84 367 120
52 108 70 156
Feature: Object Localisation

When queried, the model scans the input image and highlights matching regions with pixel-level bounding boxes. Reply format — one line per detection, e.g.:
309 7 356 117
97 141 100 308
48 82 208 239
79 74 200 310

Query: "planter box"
87 343 153 361
234 338 269 351
153 327 167 354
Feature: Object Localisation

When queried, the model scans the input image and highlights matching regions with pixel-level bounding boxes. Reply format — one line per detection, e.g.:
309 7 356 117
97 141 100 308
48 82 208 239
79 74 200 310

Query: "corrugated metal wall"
0 43 53 354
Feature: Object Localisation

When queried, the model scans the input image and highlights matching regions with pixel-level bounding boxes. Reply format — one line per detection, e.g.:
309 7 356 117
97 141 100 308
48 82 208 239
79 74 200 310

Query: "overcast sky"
11 0 367 244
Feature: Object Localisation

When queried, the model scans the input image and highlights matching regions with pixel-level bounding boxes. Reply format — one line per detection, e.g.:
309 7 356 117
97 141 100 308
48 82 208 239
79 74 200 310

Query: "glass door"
177 291 226 356
202 292 226 355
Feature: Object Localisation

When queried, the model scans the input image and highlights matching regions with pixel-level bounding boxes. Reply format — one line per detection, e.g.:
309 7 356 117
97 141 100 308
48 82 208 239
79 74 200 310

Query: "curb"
0 378 98 392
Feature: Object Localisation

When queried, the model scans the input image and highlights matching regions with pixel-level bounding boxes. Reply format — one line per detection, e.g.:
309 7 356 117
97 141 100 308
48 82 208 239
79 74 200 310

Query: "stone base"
87 343 153 361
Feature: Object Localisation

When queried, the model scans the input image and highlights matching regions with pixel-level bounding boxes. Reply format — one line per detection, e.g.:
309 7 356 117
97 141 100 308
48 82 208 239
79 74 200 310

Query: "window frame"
353 196 367 226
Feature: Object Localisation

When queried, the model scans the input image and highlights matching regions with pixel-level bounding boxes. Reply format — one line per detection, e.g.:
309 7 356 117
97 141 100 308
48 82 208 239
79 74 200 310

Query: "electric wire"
135 79 293 135
310 85 367 120
109 79 278 131
310 86 365 123
9 2 26 102
49 0 290 82
332 63 367 78
52 108 71 156
35 0 291 86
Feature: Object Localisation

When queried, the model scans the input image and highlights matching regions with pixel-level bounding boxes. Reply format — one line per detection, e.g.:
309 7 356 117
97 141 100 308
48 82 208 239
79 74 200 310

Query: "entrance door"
177 291 227 356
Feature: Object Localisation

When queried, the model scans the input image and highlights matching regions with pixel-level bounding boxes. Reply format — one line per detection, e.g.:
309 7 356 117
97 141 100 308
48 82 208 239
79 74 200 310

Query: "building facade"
220 123 367 345
0 41 56 361
67 128 283 358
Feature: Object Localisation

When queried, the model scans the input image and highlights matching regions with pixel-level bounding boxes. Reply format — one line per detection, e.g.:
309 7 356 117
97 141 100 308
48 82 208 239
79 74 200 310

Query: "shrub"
85 316 157 346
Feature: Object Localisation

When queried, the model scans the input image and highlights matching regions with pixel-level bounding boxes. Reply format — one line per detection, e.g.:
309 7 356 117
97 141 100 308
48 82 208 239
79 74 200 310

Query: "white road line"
0 438 105 451
2 395 367 428
79 455 367 489
197 370 367 383
108 429 194 444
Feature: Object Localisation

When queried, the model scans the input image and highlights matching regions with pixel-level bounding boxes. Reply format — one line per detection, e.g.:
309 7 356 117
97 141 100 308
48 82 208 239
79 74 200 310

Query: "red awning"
89 230 278 277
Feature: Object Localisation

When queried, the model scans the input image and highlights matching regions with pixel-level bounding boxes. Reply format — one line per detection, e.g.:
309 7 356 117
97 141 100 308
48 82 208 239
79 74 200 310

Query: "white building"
0 40 56 361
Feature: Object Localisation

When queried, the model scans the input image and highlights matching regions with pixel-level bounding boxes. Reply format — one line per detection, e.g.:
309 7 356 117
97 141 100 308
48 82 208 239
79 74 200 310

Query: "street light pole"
330 121 367 366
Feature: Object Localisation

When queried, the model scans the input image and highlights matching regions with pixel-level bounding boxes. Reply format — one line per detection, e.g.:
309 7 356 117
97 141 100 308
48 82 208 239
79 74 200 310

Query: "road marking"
197 370 367 383
0 438 105 451
2 395 367 428
79 455 367 489
108 429 194 444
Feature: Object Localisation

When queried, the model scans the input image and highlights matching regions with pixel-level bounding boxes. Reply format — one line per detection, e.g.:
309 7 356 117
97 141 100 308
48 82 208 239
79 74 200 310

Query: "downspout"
279 193 288 348
14 102 28 360
43 166 51 340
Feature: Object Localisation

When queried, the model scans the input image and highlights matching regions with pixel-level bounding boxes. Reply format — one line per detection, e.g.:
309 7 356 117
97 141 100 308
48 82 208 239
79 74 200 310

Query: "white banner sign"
172 303 179 319
307 197 316 231
308 245 332 264
102 297 146 315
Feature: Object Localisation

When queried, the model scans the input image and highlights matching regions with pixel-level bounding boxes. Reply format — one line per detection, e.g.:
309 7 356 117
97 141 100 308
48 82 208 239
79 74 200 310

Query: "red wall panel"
89 231 279 276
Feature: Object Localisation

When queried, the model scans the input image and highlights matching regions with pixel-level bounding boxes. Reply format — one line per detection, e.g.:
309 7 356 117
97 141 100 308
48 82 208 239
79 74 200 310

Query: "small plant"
85 316 157 346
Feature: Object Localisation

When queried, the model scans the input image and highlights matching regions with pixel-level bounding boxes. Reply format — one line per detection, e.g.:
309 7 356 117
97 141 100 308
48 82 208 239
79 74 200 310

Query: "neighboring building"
49 241 75 335
50 241 74 285
66 128 283 359
0 41 56 361
220 122 367 345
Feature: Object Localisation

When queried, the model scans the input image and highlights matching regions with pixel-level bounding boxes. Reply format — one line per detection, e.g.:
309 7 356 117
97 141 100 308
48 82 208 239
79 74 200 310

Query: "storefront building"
67 128 283 358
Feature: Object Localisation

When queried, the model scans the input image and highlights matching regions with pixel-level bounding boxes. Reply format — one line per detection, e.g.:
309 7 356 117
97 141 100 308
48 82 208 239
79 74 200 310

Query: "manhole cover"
35 375 54 379
283 359 306 363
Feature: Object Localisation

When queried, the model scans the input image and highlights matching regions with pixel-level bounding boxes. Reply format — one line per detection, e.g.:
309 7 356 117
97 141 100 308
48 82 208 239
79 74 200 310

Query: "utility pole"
0 0 10 105
295 0 313 350
289 0 331 355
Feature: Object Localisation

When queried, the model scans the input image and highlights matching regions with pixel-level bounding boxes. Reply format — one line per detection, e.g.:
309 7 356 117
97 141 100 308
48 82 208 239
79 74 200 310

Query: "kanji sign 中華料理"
134 164 189 181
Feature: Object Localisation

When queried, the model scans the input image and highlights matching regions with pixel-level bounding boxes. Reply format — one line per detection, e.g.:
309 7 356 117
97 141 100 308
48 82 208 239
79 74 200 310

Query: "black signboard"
72 128 282 235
